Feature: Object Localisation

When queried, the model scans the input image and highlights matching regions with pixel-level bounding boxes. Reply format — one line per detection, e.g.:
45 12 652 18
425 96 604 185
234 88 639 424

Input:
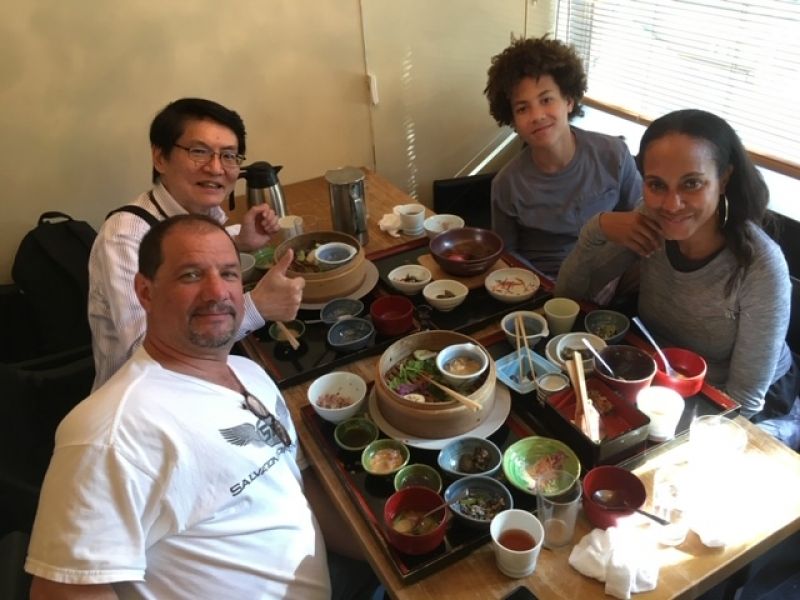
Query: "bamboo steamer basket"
375 330 496 439
274 231 366 303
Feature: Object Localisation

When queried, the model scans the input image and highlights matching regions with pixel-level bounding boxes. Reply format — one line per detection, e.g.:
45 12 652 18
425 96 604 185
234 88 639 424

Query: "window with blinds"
554 0 800 177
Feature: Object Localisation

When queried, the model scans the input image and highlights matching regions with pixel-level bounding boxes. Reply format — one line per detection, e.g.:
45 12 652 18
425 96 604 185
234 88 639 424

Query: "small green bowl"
251 246 275 270
394 463 443 493
361 439 410 477
502 436 581 496
334 418 379 452
267 319 306 344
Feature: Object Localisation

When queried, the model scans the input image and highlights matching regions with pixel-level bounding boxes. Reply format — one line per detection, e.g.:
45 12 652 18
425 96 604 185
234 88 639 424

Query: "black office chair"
432 172 496 229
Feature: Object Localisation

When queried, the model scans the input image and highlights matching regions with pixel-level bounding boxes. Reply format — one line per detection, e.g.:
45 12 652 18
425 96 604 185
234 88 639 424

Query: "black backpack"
11 212 97 356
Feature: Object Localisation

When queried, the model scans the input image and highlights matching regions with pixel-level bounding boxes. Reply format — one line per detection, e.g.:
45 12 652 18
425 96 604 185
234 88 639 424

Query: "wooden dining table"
235 170 800 600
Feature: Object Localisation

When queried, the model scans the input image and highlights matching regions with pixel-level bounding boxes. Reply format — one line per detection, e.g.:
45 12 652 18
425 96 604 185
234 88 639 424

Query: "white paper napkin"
379 213 402 237
568 527 659 600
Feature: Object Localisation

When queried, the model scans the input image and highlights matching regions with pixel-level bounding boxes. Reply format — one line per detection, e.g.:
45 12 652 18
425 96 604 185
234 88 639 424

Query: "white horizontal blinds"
555 0 800 172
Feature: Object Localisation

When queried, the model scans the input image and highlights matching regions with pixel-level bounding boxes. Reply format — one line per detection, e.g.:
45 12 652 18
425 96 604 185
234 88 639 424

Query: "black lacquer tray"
301 398 539 584
241 239 552 389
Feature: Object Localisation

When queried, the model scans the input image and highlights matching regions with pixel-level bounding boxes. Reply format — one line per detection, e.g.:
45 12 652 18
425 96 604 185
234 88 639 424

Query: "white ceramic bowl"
435 342 490 388
553 332 607 373
315 242 358 271
484 268 540 304
422 280 468 312
307 371 367 423
500 311 549 349
424 214 466 239
387 265 432 295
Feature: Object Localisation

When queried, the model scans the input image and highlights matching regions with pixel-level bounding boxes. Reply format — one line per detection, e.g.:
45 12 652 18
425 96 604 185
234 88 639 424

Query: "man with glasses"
88 97 304 390
27 215 376 599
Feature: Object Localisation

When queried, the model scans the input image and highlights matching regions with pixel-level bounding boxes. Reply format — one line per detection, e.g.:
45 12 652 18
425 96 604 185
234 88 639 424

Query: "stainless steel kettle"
238 161 287 217
325 166 368 245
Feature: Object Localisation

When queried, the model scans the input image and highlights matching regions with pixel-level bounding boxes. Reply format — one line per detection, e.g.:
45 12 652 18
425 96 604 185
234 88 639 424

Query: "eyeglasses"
173 143 245 169
242 392 292 448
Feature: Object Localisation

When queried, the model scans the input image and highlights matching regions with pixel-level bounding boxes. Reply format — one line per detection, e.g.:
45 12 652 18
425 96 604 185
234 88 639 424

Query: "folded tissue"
569 527 659 600
379 213 402 237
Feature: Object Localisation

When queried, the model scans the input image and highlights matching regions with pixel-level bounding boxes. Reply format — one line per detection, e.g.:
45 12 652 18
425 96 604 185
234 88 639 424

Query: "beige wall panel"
0 0 372 282
361 0 527 207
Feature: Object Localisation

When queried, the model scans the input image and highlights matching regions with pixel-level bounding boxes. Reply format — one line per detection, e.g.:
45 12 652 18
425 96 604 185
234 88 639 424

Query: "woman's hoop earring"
718 194 729 229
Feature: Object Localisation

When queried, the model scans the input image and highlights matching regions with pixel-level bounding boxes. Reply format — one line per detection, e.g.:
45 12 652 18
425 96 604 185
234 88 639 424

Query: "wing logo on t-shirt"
219 393 290 449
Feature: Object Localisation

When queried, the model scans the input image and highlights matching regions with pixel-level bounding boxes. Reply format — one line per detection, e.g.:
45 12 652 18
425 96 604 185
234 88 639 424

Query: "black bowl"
429 227 504 277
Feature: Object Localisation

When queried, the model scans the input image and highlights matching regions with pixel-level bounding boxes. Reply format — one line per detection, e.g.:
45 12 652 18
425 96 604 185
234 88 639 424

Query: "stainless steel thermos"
325 166 368 246
239 162 287 217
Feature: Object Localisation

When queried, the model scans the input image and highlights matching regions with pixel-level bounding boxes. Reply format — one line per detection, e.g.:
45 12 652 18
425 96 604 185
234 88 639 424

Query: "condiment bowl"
502 436 581 496
652 347 707 397
444 475 513 529
369 295 415 336
584 309 630 344
484 268 541 304
594 345 657 403
437 436 502 479
320 297 365 325
267 319 306 345
495 347 560 395
500 311 549 349
553 332 607 373
315 241 358 270
334 417 379 452
429 227 504 277
384 486 448 555
327 317 375 352
362 439 410 477
387 265 432 295
422 280 468 312
582 465 646 529
435 342 489 388
394 463 443 494
307 371 368 424
424 214 465 239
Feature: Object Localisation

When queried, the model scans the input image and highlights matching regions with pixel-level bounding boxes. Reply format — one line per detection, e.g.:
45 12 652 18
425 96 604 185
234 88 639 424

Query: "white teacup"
636 386 684 441
490 509 545 578
393 203 426 235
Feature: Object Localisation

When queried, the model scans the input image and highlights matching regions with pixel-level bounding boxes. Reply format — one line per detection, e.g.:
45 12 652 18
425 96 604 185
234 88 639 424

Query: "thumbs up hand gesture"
250 248 305 322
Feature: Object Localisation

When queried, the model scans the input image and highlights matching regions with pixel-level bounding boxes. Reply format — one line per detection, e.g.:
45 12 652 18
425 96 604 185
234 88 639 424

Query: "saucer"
403 227 425 236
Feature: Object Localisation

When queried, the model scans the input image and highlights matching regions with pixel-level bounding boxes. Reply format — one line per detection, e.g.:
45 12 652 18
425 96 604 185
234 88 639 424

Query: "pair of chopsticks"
514 314 536 383
420 374 482 412
565 356 600 442
275 321 300 351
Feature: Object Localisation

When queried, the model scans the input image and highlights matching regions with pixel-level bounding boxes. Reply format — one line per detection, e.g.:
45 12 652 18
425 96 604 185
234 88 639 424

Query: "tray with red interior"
545 377 651 465
300 400 539 584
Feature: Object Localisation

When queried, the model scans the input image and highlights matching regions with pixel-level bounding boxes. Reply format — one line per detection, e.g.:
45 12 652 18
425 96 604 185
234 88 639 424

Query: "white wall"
0 0 373 282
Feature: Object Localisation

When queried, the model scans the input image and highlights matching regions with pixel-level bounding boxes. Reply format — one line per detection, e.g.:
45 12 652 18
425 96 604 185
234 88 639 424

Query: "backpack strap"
106 191 170 227
105 205 160 227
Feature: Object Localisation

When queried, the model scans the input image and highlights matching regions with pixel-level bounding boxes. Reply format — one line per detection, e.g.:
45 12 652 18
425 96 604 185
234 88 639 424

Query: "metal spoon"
591 489 670 525
409 489 470 533
581 337 617 378
632 316 676 377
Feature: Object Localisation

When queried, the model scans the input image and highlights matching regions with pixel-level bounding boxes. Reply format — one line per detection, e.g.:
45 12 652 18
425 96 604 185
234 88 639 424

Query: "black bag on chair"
11 212 97 357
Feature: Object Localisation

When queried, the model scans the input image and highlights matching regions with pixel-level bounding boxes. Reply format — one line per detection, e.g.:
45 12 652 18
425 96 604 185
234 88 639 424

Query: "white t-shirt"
25 348 330 600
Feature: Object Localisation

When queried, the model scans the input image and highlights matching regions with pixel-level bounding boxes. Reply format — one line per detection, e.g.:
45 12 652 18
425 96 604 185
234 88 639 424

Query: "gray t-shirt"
555 214 792 417
491 127 642 278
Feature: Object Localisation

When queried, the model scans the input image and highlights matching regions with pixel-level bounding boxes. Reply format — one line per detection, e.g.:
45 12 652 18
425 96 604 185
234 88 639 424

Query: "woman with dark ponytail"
556 109 797 433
